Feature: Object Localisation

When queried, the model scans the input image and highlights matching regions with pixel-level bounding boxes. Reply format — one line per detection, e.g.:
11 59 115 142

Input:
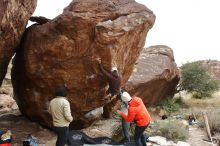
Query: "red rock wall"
12 0 155 128
0 0 37 86
125 45 180 105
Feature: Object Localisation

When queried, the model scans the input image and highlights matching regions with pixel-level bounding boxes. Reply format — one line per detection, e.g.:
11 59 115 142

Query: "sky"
32 0 220 66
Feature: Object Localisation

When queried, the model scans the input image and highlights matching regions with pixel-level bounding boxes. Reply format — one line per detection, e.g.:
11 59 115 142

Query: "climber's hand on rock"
96 58 101 64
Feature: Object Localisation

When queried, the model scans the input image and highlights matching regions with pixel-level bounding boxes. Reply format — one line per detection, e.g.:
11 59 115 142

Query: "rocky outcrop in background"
199 60 220 84
12 0 155 129
125 45 180 105
0 0 37 86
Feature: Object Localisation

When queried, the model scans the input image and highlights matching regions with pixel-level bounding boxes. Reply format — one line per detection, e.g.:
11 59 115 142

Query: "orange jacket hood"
128 96 142 107
120 96 151 126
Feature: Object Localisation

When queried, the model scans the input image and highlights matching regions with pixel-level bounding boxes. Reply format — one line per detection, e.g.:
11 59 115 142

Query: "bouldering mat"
84 142 136 146
68 130 136 146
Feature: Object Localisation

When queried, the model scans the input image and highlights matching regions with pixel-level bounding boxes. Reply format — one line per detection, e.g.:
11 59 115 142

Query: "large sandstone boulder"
0 0 37 86
12 0 155 129
125 45 180 105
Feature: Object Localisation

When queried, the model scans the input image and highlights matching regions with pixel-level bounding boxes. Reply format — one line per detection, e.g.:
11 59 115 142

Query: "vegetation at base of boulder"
112 111 121 120
179 62 219 98
148 120 189 142
162 98 180 113
113 119 189 142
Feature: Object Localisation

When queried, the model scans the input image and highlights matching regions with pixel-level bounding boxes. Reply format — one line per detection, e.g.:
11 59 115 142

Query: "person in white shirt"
49 86 73 146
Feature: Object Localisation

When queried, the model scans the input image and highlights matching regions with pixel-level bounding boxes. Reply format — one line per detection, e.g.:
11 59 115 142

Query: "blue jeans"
134 125 147 146
53 126 69 146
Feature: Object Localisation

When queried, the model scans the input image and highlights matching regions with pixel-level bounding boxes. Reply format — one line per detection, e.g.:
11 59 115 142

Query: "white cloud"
33 0 71 19
136 0 220 65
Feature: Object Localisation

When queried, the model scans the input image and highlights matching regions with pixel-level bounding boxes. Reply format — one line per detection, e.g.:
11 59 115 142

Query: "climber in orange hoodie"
117 91 151 146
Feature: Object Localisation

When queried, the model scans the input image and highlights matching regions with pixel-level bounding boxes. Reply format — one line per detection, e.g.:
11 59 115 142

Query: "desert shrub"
162 99 180 113
192 91 202 99
174 96 184 105
149 120 189 142
114 120 189 142
112 111 121 120
200 111 220 135
208 113 220 135
180 62 219 98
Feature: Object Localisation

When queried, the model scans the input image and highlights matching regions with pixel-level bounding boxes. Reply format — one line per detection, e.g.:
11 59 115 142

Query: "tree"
179 62 219 98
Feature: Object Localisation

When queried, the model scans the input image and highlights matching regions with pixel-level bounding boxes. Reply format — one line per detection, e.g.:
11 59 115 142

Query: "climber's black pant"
134 125 147 146
53 126 69 146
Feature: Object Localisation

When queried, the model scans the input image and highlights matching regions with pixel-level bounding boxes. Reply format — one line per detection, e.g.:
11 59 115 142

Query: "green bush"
174 96 183 104
149 120 189 142
180 62 219 98
162 99 180 113
112 111 121 120
192 91 202 99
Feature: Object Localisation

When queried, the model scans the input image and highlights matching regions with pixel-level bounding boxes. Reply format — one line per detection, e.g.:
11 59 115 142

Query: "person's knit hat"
111 67 118 72
55 86 67 97
121 91 132 102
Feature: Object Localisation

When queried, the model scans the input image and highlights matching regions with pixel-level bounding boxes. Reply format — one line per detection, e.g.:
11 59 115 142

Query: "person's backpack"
23 135 38 146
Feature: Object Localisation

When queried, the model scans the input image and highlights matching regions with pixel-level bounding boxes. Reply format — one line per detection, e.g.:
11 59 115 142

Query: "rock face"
199 60 220 84
0 0 37 86
125 45 179 105
0 94 17 114
12 0 155 129
5 61 12 80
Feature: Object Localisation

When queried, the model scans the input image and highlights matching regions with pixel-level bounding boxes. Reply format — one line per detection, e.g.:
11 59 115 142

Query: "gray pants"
122 118 130 141
121 101 130 142
134 125 147 146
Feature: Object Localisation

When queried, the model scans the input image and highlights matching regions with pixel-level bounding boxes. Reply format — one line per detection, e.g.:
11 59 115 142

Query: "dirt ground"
0 111 56 146
1 84 220 146
187 124 212 146
0 108 218 146
0 110 122 146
